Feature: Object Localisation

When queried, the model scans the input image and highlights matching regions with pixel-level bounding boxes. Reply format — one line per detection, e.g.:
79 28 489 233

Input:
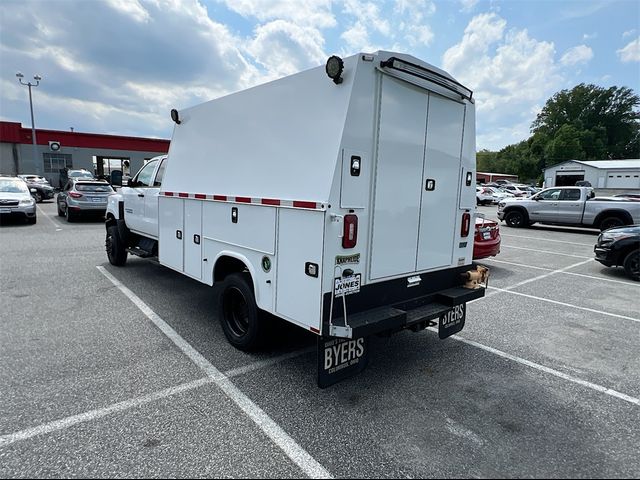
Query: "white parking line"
500 233 593 247
0 345 315 449
488 286 640 324
0 378 213 448
97 266 331 479
483 258 639 287
36 203 62 231
500 245 591 259
442 333 640 407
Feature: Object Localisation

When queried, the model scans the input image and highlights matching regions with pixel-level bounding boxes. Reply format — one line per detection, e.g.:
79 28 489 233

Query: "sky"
0 0 638 151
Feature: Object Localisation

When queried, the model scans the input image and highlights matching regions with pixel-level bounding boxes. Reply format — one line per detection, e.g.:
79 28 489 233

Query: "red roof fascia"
0 121 169 153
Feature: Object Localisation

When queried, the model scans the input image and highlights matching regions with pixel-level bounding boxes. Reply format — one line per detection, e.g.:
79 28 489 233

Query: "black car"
18 176 55 203
594 225 640 281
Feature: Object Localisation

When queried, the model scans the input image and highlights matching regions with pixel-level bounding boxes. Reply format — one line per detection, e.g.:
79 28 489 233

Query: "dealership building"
543 159 640 190
0 121 170 188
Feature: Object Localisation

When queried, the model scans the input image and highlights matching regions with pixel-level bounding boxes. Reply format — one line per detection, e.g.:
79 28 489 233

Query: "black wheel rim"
35 193 42 202
224 287 250 337
508 213 522 226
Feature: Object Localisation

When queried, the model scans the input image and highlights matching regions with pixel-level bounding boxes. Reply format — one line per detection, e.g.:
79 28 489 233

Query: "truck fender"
502 205 529 221
212 251 263 307
593 209 632 228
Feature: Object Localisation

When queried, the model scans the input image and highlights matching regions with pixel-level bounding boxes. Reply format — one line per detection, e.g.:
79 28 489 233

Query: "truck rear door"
370 75 464 280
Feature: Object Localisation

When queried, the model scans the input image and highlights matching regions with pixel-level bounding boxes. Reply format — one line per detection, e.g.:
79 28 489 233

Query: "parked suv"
594 225 639 280
57 179 114 222
0 176 36 224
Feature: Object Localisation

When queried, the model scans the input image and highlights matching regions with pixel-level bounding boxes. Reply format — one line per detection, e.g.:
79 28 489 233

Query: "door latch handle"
138 193 145 198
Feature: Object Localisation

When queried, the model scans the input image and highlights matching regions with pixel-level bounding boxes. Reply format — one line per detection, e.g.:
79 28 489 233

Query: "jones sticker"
334 274 361 297
317 336 369 388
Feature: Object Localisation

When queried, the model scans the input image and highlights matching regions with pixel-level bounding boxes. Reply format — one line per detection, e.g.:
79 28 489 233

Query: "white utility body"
106 51 487 387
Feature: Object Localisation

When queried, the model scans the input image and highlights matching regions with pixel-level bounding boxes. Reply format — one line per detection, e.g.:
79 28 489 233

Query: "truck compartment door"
184 200 203 279
370 76 427 280
158 197 184 272
275 209 324 331
416 95 464 271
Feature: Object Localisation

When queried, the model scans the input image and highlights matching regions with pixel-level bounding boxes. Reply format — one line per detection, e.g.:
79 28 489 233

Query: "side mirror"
128 179 138 188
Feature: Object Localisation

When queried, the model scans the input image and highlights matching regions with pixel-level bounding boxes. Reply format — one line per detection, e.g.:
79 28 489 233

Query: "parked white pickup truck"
497 186 640 231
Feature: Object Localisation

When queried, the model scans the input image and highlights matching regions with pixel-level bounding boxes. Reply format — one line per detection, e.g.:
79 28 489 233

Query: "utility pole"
16 72 42 174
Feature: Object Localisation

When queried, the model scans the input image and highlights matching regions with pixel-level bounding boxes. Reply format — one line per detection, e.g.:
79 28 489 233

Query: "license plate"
482 232 491 240
91 197 104 203
0 208 11 213
438 304 466 339
334 274 361 297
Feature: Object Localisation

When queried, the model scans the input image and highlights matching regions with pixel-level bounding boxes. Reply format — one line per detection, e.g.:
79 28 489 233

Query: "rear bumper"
322 265 486 338
327 287 485 338
473 236 501 259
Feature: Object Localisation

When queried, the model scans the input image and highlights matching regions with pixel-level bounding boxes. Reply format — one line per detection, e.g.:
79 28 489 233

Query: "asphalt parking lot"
1 200 639 478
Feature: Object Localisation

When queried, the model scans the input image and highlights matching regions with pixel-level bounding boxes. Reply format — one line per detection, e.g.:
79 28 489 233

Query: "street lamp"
16 72 43 174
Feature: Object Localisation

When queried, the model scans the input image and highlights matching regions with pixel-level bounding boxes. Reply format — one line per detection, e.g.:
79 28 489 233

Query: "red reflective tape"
293 201 317 209
310 327 320 334
194 194 206 199
213 195 227 201
163 192 174 196
178 192 189 198
261 198 280 206
236 197 251 203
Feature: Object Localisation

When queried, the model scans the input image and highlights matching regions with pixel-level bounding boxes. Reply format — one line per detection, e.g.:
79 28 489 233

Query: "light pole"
16 72 42 174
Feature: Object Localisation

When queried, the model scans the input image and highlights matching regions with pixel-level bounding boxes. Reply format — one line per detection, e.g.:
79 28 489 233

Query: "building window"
43 153 73 173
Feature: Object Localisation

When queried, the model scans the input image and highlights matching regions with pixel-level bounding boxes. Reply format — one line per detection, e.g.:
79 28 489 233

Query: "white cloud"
105 0 151 23
459 0 478 13
246 20 327 79
582 32 597 41
560 45 593 66
443 13 561 149
617 37 640 63
623 29 636 38
216 0 336 28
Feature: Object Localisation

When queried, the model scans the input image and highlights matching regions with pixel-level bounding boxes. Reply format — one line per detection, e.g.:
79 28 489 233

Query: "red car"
473 217 501 259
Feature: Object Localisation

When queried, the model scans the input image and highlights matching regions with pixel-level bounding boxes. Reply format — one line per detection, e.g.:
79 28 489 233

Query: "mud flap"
317 336 369 388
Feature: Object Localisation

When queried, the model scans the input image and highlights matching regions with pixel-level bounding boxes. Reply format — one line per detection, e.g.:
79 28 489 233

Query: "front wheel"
219 273 265 351
33 191 43 203
106 225 128 266
505 210 526 228
599 216 624 232
623 250 639 281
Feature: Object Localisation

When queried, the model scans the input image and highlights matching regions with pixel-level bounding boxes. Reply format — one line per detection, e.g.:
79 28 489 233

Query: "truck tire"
599 216 624 232
623 250 639 281
219 273 264 351
57 203 65 216
106 225 128 266
505 210 526 228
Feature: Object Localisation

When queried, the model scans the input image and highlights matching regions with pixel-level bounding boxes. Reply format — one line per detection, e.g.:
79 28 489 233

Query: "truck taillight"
461 212 471 237
69 192 83 198
343 214 358 249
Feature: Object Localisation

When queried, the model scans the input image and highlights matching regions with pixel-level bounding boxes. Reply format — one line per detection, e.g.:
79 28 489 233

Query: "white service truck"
105 51 488 387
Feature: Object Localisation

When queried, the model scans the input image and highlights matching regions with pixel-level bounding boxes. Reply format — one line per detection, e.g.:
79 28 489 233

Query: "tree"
531 84 640 160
